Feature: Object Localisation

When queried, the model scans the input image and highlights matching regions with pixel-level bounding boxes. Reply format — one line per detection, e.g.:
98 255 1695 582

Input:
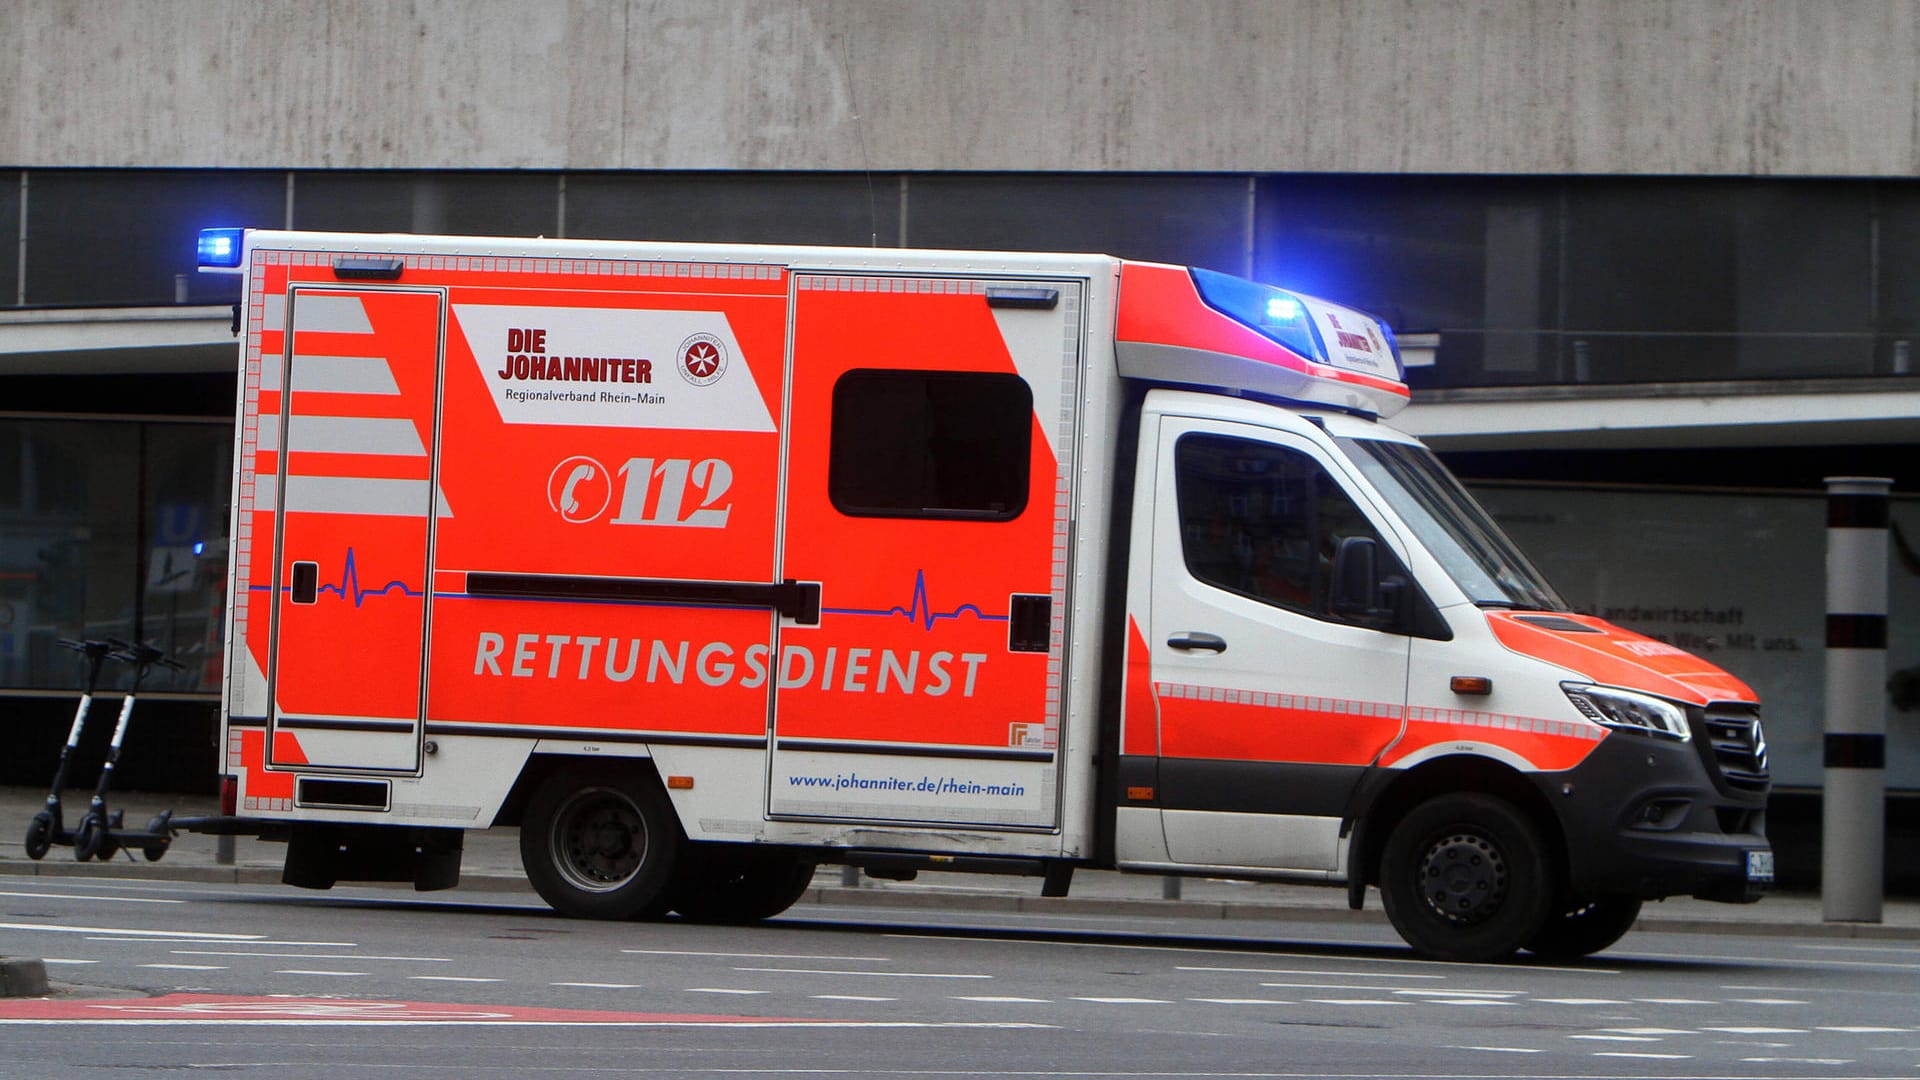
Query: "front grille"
1699 705 1769 791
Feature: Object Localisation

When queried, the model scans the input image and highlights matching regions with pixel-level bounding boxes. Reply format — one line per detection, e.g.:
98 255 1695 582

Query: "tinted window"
829 370 1031 520
1174 434 1385 621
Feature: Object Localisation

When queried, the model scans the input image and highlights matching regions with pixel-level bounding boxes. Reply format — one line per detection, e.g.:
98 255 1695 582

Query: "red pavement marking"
0 993 837 1026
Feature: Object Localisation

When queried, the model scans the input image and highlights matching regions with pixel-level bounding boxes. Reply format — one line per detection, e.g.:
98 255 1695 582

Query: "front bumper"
1536 723 1771 904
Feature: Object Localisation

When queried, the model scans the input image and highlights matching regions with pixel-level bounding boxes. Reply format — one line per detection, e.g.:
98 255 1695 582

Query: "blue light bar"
197 228 245 270
1190 268 1321 361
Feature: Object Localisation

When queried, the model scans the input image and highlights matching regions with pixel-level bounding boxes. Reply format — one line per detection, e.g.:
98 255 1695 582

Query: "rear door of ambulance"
239 279 445 777
769 272 1086 831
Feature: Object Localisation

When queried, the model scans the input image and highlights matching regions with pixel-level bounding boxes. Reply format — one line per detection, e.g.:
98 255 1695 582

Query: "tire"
24 813 52 860
74 813 106 862
520 765 680 919
1525 896 1642 960
671 847 816 925
1378 793 1553 962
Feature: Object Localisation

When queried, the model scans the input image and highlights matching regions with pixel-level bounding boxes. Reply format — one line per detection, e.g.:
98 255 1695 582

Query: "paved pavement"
4 784 1917 994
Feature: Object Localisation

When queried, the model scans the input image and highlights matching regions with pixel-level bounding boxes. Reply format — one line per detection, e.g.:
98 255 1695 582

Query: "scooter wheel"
74 814 105 862
142 835 171 862
24 814 52 860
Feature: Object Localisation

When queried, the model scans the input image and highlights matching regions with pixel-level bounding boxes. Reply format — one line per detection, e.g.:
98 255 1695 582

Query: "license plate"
1746 850 1776 883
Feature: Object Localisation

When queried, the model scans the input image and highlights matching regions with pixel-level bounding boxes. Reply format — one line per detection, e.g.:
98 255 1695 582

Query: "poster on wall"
1472 485 1919 791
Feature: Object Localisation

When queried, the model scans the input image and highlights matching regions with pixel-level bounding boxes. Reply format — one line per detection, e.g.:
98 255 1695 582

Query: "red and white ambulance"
197 228 1771 960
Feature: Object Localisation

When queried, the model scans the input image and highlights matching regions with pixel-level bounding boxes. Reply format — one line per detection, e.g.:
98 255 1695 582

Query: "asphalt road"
2 874 1917 1079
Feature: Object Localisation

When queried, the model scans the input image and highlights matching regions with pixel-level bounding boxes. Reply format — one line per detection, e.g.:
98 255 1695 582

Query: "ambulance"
196 228 1771 961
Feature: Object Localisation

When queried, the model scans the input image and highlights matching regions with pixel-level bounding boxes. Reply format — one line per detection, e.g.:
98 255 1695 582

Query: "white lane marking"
1602 1027 1695 1036
1729 997 1811 1005
732 967 990 979
1453 1046 1542 1054
1534 997 1629 1005
0 922 258 941
407 976 502 983
1655 951 1920 971
1071 997 1170 1004
1177 965 1441 980
0 890 183 905
885 934 1612 973
40 959 99 966
812 995 896 1002
86 937 353 947
1392 989 1523 999
685 988 769 995
1819 1025 1910 1033
138 964 226 971
955 996 1049 1003
1570 1035 1664 1042
623 949 887 962
1633 997 1717 1005
1741 1057 1855 1065
172 950 451 962
1706 1026 1808 1034
1431 1000 1513 1007
1260 981 1417 991
1192 998 1293 1005
1793 942 1920 954
273 969 367 977
1595 1051 1692 1060
1305 999 1403 1006
552 982 639 989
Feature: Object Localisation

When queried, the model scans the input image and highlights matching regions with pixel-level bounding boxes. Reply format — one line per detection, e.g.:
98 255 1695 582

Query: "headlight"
1562 683 1691 742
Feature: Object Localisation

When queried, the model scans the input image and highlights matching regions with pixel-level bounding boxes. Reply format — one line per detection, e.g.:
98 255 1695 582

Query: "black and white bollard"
1823 476 1891 924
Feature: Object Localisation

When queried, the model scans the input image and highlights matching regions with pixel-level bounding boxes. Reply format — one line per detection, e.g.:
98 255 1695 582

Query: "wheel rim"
1415 828 1509 926
548 787 648 894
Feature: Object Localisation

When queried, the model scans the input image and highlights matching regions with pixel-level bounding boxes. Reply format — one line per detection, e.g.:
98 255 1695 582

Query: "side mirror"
1331 535 1397 627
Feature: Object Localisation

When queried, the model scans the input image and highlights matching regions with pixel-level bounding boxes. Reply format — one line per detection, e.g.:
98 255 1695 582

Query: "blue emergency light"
1190 268 1322 362
197 228 245 271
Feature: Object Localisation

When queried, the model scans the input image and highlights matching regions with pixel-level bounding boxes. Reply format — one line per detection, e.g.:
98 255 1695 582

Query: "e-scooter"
22 638 118 859
70 640 184 863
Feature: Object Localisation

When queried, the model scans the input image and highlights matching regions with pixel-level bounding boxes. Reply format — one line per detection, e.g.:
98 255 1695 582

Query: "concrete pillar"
1822 476 1890 923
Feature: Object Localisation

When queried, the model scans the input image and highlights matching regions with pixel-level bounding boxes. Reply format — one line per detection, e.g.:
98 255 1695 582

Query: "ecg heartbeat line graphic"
821 570 1007 631
250 547 422 607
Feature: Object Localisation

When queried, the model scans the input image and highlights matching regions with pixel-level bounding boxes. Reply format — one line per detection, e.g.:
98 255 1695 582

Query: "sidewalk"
4 785 1917 942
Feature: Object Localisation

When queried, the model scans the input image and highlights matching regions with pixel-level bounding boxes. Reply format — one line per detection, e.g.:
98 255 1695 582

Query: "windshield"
1334 437 1569 612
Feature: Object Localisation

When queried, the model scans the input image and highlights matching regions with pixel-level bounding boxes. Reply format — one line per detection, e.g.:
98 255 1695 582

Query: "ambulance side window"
829 369 1032 520
1174 433 1390 624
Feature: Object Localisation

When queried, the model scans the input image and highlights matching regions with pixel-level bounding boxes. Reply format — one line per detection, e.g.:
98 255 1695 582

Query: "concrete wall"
4 0 1920 175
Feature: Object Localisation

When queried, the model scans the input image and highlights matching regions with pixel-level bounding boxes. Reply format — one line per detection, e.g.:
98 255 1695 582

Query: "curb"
0 957 49 998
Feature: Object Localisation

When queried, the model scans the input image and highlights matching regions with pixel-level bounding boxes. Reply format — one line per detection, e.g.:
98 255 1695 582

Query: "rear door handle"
1166 632 1226 653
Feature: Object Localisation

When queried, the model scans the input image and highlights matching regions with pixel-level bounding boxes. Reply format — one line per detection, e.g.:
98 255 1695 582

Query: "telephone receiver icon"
560 463 595 515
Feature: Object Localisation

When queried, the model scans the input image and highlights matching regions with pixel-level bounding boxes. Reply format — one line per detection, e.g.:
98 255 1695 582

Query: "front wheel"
74 813 110 862
24 813 52 860
520 766 681 920
1526 896 1642 960
1378 793 1553 962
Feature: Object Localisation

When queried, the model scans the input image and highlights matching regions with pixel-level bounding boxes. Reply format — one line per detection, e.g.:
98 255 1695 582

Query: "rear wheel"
1525 896 1642 960
671 847 816 924
1379 793 1553 962
520 766 680 919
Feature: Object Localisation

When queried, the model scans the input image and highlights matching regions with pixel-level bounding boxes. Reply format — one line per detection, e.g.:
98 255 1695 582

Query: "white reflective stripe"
257 475 452 518
261 355 402 395
290 294 374 334
279 416 425 457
